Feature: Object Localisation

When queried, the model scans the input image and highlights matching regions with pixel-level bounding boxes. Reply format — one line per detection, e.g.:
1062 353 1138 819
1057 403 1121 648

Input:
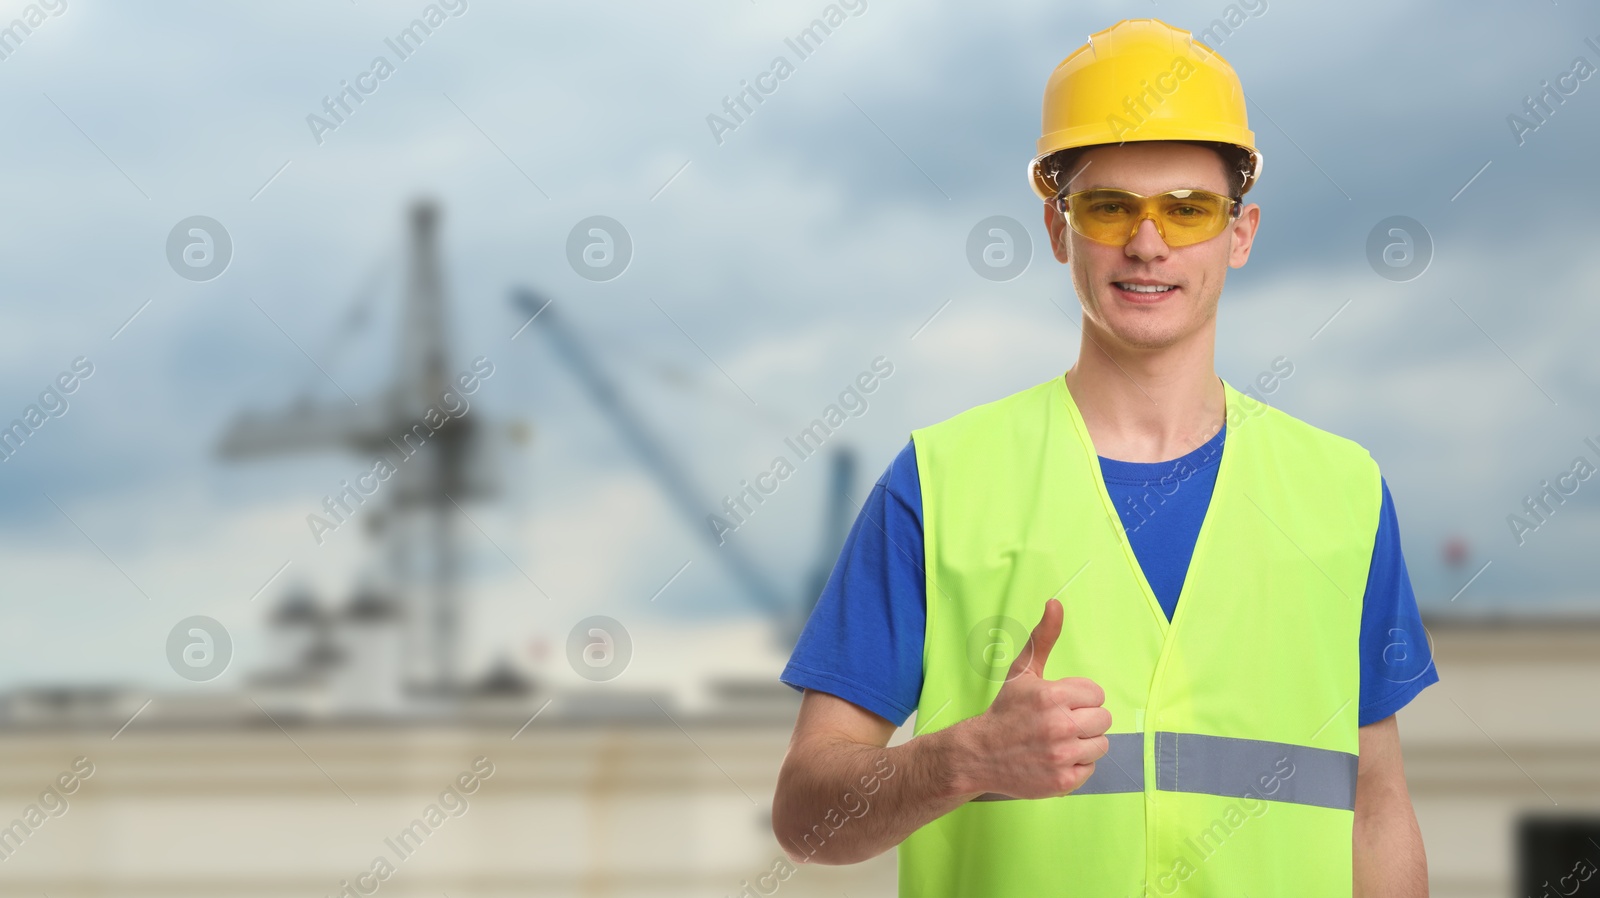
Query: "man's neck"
1063 330 1225 465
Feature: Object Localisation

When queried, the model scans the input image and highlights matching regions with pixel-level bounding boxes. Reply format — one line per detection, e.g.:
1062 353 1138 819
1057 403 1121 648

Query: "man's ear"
1044 201 1071 264
1227 202 1260 269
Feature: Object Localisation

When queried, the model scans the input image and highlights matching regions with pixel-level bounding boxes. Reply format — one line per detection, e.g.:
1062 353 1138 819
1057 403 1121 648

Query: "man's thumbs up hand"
967 598 1112 801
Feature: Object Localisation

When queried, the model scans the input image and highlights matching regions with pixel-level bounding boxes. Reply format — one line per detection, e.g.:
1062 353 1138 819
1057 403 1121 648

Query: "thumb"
1009 598 1063 681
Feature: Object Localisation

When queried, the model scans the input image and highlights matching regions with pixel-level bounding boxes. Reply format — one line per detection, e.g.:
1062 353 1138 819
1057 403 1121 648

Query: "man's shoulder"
1239 387 1385 527
1238 385 1377 467
910 375 1060 445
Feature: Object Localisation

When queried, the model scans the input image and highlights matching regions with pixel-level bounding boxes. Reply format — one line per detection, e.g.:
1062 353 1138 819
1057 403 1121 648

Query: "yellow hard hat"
1027 19 1263 200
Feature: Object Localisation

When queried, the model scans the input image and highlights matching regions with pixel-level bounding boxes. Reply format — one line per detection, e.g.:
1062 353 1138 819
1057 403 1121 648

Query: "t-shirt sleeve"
1358 475 1440 726
778 439 927 727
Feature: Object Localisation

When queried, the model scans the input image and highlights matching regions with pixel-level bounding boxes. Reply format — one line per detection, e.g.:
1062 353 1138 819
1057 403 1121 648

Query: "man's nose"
1124 216 1170 260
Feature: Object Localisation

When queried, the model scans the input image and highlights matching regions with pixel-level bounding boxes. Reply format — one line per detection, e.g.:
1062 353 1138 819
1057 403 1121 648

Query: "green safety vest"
899 373 1380 898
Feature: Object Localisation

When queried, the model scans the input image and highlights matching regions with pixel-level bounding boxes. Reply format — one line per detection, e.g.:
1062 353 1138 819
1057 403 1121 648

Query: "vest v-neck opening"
1054 373 1238 640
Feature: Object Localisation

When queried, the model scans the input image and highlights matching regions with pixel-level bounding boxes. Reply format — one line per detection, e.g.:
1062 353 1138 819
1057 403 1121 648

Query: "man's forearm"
1353 776 1428 896
772 720 984 866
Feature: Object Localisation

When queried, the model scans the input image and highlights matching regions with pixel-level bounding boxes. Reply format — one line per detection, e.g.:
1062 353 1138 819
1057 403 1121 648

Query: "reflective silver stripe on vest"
1155 731 1358 811
968 731 1356 809
971 732 1144 801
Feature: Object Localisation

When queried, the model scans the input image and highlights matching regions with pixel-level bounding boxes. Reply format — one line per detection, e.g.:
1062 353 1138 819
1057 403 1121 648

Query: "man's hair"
1038 140 1253 199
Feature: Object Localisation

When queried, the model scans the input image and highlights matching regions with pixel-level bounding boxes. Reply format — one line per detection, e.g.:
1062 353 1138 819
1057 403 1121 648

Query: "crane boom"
510 288 792 622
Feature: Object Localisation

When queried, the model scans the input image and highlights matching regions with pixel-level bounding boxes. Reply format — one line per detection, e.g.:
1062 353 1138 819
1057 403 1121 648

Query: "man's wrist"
923 714 989 801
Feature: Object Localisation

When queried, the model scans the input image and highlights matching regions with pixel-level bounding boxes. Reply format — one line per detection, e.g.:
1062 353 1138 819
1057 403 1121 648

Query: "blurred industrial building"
2 614 1596 897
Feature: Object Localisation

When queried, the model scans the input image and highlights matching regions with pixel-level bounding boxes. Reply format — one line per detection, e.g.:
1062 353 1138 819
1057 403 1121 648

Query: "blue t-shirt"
780 424 1439 728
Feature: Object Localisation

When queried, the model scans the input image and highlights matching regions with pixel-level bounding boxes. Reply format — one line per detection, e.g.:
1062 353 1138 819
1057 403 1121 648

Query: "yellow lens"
1156 190 1227 246
1069 189 1141 243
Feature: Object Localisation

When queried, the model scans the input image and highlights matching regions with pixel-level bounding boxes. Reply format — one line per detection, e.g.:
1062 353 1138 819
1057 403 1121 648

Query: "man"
770 18 1438 898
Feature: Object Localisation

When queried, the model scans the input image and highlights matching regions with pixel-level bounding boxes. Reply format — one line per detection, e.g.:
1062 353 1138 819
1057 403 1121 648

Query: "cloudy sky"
1 0 1597 693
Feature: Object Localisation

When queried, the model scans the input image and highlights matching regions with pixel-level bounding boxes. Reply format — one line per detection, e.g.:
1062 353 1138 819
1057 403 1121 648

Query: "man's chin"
1096 319 1192 353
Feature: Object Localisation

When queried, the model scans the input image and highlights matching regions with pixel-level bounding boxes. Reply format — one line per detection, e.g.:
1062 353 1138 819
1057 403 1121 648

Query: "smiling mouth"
1112 281 1178 298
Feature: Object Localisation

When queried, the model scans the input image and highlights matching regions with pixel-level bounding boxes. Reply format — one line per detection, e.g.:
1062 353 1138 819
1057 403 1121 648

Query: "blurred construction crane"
510 287 853 648
217 200 502 699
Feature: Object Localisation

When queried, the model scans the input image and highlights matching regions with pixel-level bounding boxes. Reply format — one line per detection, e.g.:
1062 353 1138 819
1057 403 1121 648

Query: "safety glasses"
1050 187 1243 248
